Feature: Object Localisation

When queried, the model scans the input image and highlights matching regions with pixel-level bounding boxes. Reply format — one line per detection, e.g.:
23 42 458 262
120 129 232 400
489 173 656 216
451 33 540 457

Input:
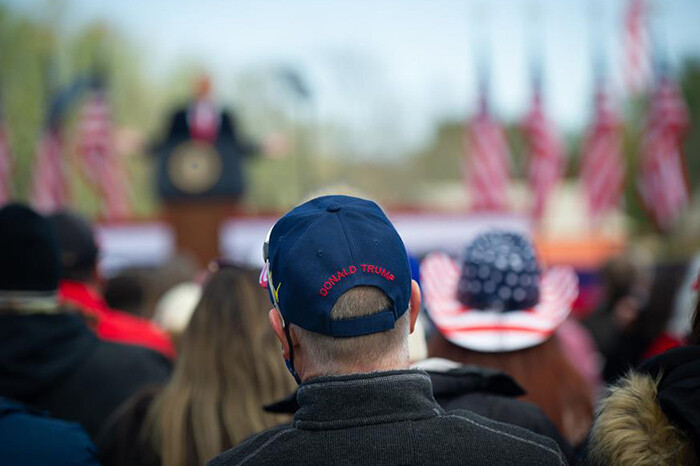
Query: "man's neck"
301 359 410 382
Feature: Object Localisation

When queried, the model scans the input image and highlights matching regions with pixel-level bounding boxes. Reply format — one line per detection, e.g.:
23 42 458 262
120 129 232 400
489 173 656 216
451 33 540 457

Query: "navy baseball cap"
263 195 411 338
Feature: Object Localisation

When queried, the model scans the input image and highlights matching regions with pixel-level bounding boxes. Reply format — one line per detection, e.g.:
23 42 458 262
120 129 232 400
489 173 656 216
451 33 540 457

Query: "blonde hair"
146 267 296 466
294 286 410 376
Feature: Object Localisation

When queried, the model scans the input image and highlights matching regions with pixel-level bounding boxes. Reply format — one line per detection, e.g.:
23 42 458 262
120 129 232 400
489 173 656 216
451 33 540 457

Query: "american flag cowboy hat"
420 231 578 352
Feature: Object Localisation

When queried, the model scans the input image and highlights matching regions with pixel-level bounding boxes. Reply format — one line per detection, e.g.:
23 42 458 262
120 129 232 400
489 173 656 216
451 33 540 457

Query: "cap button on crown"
326 203 341 212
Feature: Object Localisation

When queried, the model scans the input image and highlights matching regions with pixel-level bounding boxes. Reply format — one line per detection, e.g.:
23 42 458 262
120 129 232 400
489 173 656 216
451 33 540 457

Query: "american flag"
638 74 690 231
623 0 651 95
463 94 512 211
580 84 625 221
523 86 564 221
78 90 131 221
0 115 12 206
31 126 68 213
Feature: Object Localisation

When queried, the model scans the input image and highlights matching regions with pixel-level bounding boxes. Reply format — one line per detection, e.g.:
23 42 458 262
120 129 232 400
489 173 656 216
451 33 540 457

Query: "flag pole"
464 1 512 214
587 0 604 233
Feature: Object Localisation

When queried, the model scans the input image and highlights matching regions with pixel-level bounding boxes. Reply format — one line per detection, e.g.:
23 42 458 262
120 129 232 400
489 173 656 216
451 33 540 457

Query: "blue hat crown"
266 195 411 337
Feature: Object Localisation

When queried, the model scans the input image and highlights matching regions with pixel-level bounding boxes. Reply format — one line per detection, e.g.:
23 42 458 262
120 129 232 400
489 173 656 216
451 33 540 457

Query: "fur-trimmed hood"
587 345 700 466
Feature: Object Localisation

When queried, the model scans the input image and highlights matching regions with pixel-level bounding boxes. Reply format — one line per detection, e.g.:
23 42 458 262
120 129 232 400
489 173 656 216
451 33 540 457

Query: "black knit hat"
0 203 60 292
48 211 99 281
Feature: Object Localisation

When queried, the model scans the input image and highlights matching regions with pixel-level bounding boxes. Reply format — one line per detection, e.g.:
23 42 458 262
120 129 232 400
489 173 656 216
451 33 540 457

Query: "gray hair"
293 286 410 376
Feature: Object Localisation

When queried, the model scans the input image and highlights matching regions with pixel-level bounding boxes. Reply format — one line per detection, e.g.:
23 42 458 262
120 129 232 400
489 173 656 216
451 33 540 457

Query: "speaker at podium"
154 76 259 265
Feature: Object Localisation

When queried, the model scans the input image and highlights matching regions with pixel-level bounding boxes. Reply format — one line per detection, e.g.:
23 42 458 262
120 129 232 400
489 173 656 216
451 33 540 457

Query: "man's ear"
409 279 421 334
269 309 290 359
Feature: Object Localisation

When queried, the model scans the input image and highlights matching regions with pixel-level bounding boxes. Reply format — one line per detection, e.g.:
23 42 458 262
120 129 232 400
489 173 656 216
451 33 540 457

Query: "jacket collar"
293 370 441 430
0 396 44 417
637 345 700 455
58 280 108 316
414 358 526 398
0 290 59 314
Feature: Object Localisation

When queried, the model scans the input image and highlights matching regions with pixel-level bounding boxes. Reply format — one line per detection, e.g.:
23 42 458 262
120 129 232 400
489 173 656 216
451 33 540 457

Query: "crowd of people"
0 195 699 465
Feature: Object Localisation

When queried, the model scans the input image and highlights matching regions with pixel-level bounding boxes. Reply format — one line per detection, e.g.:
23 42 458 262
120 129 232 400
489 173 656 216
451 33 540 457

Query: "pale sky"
7 0 700 155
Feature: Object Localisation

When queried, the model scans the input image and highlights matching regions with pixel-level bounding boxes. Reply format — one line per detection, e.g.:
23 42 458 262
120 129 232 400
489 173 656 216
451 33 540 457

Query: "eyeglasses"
260 225 284 325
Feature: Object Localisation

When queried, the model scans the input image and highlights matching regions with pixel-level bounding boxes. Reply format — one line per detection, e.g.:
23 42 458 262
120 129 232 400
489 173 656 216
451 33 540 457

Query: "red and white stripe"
78 92 131 221
463 97 512 211
523 90 564 221
30 128 68 213
623 0 651 95
0 126 12 206
420 252 578 352
581 85 625 221
638 76 690 230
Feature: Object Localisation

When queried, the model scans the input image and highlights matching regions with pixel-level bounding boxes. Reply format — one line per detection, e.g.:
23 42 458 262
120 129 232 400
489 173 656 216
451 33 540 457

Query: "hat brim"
420 252 578 352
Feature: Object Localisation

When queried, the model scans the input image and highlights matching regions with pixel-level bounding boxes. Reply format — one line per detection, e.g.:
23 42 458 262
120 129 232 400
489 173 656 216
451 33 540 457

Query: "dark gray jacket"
422 361 576 464
208 370 566 466
0 313 171 440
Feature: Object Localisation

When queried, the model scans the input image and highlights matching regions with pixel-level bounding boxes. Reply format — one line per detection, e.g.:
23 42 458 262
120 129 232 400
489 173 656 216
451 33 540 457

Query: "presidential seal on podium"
167 140 222 195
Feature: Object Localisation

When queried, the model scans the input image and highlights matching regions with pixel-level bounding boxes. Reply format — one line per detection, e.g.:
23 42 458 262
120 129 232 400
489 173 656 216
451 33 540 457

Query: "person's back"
264 358 576 463
0 396 100 466
208 195 565 466
0 312 172 439
416 358 576 463
212 370 565 466
0 204 171 440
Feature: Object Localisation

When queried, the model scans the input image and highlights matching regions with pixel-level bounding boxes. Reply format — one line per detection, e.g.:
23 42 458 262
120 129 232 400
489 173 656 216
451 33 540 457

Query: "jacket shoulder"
75 341 171 407
442 392 574 461
443 409 566 465
0 398 100 465
442 390 545 429
207 425 294 466
89 339 172 378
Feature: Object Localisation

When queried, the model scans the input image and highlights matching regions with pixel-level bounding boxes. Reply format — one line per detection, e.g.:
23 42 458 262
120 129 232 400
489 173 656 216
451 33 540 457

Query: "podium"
163 200 234 266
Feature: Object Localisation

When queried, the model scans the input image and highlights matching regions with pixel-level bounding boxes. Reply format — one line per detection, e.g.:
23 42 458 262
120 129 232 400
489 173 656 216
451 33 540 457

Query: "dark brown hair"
427 332 594 446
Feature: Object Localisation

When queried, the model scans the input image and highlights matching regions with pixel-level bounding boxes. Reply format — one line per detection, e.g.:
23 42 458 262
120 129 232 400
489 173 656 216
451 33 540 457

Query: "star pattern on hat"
457 232 541 312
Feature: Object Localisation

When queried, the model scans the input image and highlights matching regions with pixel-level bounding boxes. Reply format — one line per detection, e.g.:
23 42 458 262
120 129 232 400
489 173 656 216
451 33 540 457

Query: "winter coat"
420 359 576 464
0 396 100 466
97 386 162 466
265 359 576 463
209 370 566 466
586 345 700 465
0 311 172 441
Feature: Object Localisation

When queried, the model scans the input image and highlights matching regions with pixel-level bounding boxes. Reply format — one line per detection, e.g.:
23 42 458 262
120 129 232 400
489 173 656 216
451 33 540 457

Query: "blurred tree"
0 6 50 201
681 59 700 192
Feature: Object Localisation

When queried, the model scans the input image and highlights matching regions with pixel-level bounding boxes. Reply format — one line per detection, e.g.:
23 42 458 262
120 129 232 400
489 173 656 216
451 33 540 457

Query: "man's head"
195 74 212 99
262 195 421 381
48 211 99 283
0 204 60 306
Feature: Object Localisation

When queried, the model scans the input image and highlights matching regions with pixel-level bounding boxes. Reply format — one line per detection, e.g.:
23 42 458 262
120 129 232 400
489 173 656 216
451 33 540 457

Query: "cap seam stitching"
334 213 356 266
